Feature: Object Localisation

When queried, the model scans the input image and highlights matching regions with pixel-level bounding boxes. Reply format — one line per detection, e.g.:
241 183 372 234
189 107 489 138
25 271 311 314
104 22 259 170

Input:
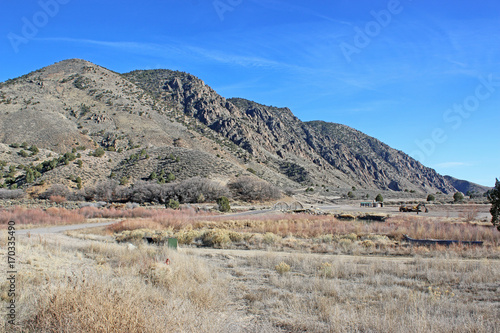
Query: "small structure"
360 201 383 208
273 201 305 212
289 201 305 211
273 202 289 211
144 236 178 249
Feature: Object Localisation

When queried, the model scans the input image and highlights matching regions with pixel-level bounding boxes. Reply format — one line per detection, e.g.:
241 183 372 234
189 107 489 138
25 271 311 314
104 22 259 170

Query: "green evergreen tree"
26 169 34 183
30 145 39 155
166 199 179 209
217 196 231 212
453 192 464 202
487 178 500 231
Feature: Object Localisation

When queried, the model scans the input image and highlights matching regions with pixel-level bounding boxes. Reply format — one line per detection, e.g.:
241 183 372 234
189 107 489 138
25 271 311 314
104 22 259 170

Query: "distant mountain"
443 176 491 195
0 59 462 194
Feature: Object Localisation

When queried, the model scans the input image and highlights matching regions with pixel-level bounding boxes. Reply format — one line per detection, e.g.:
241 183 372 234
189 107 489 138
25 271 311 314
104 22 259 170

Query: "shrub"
49 195 67 204
39 184 71 200
361 240 375 248
166 199 180 210
84 180 123 202
119 176 129 186
217 196 230 212
246 167 256 174
0 189 25 200
174 177 229 203
347 191 355 199
18 150 28 158
176 228 201 244
454 192 464 203
25 170 35 183
375 194 383 202
29 145 39 155
427 194 435 202
338 238 353 251
129 181 162 204
228 176 281 201
202 229 231 247
318 262 334 278
228 231 244 242
275 262 291 275
93 148 105 157
263 232 279 245
196 193 205 203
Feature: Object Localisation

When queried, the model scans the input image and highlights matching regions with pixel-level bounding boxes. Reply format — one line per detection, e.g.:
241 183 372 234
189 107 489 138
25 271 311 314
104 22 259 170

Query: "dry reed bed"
196 215 498 243
2 206 497 244
107 213 500 250
0 206 211 228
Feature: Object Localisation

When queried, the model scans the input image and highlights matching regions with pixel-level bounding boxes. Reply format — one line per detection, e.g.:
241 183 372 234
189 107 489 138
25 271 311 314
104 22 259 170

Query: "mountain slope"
444 176 491 195
124 69 456 193
305 121 454 193
0 59 461 194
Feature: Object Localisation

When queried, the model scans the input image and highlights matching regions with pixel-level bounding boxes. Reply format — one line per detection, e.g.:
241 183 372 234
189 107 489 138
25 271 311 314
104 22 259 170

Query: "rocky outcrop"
125 69 457 193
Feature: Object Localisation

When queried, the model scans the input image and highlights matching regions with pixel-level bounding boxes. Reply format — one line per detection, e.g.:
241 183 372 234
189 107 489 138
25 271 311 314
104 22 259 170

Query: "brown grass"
5 235 275 333
458 204 481 222
230 251 500 332
4 218 499 332
107 219 164 233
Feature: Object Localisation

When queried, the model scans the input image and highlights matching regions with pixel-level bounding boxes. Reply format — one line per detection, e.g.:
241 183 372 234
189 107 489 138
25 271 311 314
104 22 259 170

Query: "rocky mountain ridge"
0 59 480 195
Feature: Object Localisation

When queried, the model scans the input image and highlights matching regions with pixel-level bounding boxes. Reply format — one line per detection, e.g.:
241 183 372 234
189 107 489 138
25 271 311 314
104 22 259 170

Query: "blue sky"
1 0 499 186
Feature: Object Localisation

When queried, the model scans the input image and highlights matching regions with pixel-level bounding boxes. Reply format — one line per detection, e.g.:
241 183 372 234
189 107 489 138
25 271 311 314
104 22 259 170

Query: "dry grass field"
1 206 499 332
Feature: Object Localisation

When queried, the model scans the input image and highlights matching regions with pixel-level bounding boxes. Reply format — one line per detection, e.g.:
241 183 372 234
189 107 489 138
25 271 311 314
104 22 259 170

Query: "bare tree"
228 176 281 202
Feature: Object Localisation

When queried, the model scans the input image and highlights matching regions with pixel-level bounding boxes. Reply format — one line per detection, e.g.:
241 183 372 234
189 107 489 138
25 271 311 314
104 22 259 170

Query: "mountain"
443 176 491 195
0 59 461 194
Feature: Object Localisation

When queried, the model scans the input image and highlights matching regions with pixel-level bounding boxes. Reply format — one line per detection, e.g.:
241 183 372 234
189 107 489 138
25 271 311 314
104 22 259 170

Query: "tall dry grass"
6 236 277 332
238 252 500 332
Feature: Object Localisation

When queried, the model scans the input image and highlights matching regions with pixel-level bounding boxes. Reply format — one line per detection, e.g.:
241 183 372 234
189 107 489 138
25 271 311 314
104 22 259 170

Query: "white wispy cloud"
37 36 306 71
36 37 189 56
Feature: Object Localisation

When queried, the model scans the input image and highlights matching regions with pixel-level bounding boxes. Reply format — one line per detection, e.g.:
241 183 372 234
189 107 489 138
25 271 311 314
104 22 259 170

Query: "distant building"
360 201 383 208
